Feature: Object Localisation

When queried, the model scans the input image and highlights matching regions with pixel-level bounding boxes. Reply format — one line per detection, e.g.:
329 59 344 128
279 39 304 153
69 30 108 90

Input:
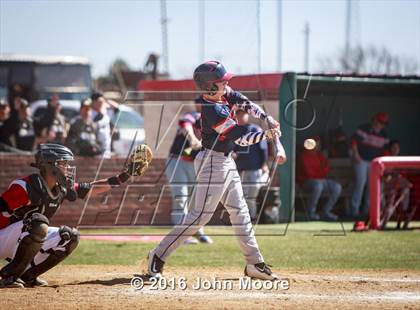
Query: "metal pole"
303 22 310 72
345 0 351 65
199 0 205 62
277 0 282 71
160 0 169 74
257 0 262 73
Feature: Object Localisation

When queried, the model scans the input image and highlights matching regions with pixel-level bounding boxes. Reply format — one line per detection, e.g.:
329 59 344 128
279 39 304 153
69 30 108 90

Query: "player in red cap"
350 112 390 218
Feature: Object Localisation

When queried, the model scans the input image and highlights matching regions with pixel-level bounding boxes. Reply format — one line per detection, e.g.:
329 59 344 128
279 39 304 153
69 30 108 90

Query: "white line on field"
131 289 420 302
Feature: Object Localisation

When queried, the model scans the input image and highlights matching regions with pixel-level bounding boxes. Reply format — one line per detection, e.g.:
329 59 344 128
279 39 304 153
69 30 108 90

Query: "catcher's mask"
31 143 76 188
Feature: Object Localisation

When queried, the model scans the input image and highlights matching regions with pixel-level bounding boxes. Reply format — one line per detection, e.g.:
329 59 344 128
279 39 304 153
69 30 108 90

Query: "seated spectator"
380 140 413 229
0 99 9 123
66 99 103 156
297 136 342 221
233 110 269 220
257 187 281 224
11 99 36 151
327 126 349 158
383 140 400 156
37 94 68 145
91 92 112 158
0 99 13 150
0 98 27 151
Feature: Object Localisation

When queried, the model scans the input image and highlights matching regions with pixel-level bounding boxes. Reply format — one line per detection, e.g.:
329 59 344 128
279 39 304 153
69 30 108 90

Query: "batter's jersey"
198 89 267 153
0 174 91 229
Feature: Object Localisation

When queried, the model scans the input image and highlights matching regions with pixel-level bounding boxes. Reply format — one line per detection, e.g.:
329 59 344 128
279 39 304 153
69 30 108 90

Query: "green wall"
278 73 297 222
295 79 420 155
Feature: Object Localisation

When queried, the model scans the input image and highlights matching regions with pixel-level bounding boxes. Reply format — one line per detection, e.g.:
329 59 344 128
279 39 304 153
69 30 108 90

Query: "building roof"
297 72 420 84
0 54 90 65
135 73 283 101
131 71 420 101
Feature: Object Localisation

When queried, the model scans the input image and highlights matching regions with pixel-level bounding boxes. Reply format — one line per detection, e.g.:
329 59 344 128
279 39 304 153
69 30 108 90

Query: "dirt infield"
2 265 419 309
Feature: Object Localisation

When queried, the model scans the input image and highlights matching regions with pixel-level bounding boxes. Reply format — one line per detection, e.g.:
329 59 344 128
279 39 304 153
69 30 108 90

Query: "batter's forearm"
228 89 267 120
236 100 267 120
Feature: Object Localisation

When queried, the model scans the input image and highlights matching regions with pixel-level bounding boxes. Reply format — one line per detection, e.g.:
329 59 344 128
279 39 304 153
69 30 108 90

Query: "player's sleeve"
351 124 367 146
234 130 266 146
179 112 199 128
381 130 390 150
226 89 267 120
210 106 267 145
0 181 30 216
74 182 92 199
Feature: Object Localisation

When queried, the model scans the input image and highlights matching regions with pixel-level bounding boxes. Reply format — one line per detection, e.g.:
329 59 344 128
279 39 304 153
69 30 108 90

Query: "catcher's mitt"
125 144 153 176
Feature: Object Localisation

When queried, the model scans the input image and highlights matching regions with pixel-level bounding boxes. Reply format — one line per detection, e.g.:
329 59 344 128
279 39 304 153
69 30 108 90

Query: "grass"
61 222 420 270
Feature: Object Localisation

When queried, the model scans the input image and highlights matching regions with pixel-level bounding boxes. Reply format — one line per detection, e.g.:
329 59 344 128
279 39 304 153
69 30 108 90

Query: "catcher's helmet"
32 144 76 188
193 61 233 93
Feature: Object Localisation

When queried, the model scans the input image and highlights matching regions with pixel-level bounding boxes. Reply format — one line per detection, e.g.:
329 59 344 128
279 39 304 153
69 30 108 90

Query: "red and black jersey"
351 123 389 161
0 174 91 229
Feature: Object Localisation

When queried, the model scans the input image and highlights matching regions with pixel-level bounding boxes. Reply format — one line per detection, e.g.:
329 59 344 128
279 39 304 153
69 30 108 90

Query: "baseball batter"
148 61 281 280
0 143 151 288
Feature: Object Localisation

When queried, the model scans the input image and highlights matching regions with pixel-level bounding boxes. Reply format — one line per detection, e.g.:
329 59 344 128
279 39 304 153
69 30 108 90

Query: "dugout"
137 73 420 223
280 73 420 222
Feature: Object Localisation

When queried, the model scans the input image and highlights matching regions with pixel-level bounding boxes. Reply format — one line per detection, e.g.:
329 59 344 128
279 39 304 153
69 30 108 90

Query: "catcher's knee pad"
23 213 49 243
0 214 49 278
20 227 79 283
58 226 80 255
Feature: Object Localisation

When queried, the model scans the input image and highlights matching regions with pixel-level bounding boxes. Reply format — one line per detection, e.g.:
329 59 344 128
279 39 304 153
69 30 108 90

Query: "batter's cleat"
197 235 213 244
23 277 48 287
147 250 165 279
0 276 25 289
244 263 278 281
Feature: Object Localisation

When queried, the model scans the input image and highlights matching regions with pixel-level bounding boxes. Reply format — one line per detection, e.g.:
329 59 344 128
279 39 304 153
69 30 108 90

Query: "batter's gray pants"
155 149 264 264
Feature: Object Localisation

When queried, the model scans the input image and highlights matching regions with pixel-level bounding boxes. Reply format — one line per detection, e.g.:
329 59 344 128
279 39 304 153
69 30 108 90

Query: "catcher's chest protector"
10 174 66 224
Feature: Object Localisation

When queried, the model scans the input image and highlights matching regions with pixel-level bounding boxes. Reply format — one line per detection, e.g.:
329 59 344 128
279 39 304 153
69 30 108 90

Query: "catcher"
0 143 152 288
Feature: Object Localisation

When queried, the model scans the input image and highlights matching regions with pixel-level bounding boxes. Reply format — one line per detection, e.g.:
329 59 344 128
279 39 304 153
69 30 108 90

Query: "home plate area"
2 265 419 309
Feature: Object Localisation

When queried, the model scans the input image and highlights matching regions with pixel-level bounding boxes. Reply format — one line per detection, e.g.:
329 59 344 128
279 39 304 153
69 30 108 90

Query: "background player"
165 102 212 244
147 61 281 280
233 110 269 221
0 143 150 288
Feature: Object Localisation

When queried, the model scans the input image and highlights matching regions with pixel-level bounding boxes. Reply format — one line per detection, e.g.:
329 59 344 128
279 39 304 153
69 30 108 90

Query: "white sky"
1 0 419 78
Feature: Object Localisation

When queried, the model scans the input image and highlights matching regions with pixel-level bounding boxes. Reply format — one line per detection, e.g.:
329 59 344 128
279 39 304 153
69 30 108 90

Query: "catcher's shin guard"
0 213 49 281
20 226 79 286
